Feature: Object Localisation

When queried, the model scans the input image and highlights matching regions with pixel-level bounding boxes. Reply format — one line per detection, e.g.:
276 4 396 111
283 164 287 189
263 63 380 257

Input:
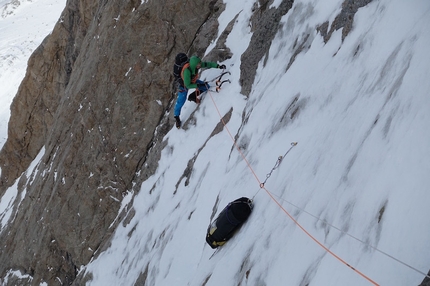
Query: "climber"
173 55 226 128
206 197 253 249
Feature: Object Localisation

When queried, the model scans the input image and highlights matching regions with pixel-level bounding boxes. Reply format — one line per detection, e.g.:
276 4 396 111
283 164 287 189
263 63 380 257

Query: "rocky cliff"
0 0 227 284
2 0 428 285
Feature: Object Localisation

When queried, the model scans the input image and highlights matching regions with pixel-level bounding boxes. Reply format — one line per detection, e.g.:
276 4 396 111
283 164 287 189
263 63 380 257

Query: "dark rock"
0 0 224 284
319 0 374 43
240 0 294 96
420 271 430 286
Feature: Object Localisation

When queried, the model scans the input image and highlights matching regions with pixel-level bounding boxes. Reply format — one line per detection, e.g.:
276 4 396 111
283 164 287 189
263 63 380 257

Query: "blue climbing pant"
174 80 209 117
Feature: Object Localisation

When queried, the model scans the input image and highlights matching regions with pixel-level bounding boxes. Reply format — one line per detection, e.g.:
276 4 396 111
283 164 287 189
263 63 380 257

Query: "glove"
218 64 226 69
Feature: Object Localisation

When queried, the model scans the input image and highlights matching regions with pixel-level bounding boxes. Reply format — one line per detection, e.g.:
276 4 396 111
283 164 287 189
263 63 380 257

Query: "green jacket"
182 56 218 89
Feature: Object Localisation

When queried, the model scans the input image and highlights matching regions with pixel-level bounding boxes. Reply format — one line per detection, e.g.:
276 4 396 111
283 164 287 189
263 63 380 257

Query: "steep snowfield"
1 0 430 285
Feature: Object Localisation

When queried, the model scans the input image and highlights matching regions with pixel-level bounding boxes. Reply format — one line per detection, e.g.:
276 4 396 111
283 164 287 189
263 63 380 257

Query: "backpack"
206 197 253 249
173 53 189 87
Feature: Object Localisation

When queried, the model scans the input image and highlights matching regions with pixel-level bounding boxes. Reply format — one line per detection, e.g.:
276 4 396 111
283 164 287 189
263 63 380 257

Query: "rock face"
317 0 373 43
0 0 226 284
240 0 294 96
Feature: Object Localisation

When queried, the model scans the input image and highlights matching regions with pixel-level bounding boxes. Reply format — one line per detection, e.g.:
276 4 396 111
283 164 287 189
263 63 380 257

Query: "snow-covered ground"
1 0 430 285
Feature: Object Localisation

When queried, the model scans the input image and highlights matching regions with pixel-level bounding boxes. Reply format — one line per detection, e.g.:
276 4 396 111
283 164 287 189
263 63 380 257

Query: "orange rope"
207 90 379 286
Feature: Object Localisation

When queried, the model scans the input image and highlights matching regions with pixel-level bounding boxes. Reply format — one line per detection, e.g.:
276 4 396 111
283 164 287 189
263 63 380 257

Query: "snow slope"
1 0 430 285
